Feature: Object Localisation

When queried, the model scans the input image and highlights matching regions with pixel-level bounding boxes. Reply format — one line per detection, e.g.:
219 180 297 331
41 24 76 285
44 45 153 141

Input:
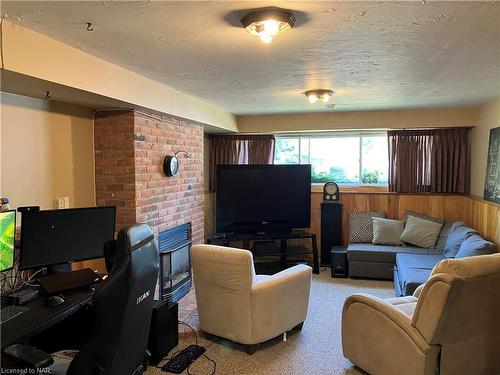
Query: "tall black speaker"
321 202 343 265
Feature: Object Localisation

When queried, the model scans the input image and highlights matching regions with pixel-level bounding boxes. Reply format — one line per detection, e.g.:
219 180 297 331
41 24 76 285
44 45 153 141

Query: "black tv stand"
207 231 319 274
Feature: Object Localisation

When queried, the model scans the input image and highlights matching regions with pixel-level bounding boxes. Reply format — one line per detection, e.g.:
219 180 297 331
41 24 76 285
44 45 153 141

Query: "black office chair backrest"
68 224 159 375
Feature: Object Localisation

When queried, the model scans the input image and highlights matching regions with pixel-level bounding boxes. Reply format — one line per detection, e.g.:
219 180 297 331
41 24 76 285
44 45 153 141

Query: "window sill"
311 184 389 193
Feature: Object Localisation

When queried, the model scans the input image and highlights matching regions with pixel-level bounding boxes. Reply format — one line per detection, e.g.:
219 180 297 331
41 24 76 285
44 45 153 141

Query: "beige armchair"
191 244 312 354
342 253 500 375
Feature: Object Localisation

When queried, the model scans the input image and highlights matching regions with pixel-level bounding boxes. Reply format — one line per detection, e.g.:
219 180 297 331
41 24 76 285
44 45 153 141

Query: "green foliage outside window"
275 135 388 185
361 170 384 184
311 167 356 184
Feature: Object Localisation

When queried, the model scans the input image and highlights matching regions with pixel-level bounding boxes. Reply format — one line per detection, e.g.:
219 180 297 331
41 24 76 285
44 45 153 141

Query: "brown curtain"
209 135 275 191
388 128 469 193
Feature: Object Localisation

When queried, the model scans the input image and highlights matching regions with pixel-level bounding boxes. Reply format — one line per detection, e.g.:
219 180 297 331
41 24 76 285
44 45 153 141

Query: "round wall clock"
163 155 179 177
323 181 340 202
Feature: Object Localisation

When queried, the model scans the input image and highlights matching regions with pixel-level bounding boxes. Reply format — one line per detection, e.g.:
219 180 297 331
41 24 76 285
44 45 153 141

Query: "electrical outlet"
55 197 64 209
55 197 70 209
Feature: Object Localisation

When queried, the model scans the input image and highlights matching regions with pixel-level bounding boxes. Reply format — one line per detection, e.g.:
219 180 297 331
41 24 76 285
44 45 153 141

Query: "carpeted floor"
146 269 395 375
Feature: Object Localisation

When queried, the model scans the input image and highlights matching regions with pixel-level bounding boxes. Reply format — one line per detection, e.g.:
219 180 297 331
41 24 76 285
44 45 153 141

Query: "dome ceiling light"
304 89 334 104
241 7 295 44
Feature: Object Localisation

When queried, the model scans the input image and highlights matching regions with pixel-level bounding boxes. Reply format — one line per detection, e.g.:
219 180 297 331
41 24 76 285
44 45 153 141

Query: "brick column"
94 110 204 244
133 112 204 244
94 111 137 230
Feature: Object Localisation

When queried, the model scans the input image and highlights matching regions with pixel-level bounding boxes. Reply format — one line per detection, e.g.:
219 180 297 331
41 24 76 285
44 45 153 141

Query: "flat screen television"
216 164 311 234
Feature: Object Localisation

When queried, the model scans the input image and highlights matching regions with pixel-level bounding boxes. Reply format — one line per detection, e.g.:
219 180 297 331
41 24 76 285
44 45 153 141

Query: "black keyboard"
162 344 206 374
1 305 30 324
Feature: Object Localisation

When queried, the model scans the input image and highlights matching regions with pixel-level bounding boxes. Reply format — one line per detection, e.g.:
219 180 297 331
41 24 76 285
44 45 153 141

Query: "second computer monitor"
0 210 16 272
20 206 116 269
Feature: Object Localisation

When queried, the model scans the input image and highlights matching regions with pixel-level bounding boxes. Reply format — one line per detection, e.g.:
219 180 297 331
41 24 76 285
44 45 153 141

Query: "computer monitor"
0 210 16 272
20 206 116 269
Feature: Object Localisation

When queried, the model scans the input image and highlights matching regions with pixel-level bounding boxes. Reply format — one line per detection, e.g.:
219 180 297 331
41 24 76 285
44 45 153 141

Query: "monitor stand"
47 263 72 274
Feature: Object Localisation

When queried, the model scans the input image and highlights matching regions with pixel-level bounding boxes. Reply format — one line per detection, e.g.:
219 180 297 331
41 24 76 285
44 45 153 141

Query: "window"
274 133 388 185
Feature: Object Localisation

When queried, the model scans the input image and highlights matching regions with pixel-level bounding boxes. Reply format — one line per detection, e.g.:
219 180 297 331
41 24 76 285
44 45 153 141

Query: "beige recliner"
191 244 312 354
342 253 500 375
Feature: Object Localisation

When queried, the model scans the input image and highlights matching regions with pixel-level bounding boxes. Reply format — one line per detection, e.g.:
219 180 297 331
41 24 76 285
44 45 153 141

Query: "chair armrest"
343 293 429 352
413 283 425 298
250 265 312 343
253 264 312 288
3 344 54 368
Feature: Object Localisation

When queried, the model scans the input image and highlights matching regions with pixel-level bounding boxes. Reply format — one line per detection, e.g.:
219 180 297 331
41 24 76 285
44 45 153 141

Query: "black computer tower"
320 202 343 265
148 301 179 365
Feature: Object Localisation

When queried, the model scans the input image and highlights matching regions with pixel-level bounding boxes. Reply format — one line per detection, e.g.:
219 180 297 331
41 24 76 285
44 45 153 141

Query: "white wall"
470 98 500 197
1 92 95 210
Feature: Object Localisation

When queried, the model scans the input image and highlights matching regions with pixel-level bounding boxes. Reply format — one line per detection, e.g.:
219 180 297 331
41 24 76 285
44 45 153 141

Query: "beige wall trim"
237 107 480 133
1 20 237 132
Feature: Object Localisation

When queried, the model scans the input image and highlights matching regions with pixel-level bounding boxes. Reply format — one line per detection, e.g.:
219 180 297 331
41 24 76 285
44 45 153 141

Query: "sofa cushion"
347 243 441 264
349 261 394 280
348 243 409 263
396 253 445 295
372 218 405 246
444 223 478 258
400 215 443 249
455 235 497 258
436 221 463 251
349 211 386 243
403 209 444 224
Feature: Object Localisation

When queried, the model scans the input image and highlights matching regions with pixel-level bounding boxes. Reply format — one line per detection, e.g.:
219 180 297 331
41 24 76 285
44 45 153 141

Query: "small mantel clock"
323 181 340 202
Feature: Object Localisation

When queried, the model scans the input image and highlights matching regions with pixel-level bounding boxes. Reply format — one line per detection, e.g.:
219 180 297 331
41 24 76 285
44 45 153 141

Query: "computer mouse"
46 295 65 307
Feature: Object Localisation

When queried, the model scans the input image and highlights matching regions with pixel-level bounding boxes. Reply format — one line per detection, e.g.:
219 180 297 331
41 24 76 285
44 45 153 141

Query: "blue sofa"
347 221 497 296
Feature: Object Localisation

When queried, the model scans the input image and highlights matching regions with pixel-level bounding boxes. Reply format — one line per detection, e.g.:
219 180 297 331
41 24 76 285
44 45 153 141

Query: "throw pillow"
399 215 443 248
436 221 464 251
349 211 387 243
403 209 444 224
443 223 478 258
455 235 497 258
372 218 405 246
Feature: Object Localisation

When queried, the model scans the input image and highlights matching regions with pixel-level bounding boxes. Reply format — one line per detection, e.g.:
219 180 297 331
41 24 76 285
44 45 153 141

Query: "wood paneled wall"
204 192 215 239
311 192 500 248
204 191 500 250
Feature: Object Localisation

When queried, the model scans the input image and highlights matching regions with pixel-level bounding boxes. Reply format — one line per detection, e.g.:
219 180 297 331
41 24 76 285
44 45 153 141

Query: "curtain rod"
215 126 473 137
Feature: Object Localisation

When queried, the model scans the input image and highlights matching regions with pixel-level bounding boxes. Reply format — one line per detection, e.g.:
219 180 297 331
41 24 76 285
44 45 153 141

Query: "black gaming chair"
5 223 159 375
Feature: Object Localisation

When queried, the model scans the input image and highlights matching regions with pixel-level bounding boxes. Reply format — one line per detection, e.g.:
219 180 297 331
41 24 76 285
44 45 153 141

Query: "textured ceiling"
2 1 500 115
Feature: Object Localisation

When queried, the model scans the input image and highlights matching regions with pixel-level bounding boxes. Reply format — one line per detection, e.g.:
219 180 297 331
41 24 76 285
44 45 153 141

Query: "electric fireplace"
158 223 192 305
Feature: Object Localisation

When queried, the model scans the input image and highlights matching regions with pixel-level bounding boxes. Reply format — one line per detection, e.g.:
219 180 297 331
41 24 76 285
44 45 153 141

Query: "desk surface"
1 290 93 348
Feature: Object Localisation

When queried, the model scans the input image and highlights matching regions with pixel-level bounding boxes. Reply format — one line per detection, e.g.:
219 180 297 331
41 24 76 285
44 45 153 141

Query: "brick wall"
94 110 204 244
94 111 137 230
133 112 204 244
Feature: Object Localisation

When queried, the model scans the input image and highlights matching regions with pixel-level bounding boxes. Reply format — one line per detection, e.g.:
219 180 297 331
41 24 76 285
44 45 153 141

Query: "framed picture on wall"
483 126 500 204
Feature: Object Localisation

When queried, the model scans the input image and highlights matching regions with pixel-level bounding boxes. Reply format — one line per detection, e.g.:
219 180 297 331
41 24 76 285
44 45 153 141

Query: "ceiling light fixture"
241 7 295 44
304 90 334 104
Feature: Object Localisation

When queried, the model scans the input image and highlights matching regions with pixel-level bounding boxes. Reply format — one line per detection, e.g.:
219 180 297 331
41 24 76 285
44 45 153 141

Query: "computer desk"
1 289 94 349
